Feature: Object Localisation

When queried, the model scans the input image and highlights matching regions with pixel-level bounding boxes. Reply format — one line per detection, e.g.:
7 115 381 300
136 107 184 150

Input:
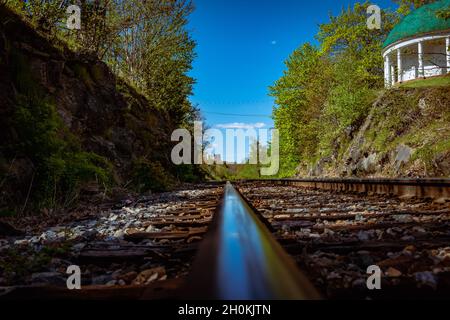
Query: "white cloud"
215 122 267 129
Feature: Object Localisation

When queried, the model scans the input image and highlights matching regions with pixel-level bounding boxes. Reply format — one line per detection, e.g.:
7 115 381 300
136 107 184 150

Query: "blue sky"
187 0 396 162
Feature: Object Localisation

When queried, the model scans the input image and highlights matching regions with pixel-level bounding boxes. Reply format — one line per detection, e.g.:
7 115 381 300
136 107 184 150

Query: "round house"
382 0 450 87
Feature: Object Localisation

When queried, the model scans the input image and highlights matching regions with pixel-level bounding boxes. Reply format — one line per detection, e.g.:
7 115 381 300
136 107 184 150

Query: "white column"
446 37 450 74
385 55 391 87
397 49 403 82
391 65 395 84
418 41 424 78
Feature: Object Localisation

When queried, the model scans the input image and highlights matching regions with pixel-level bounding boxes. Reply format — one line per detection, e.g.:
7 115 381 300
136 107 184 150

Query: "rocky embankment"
0 6 178 213
303 86 450 178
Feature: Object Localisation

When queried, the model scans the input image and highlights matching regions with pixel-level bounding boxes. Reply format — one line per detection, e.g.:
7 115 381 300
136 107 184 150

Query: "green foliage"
394 0 438 15
412 138 450 170
9 51 112 210
72 64 95 90
1 2 200 210
6 0 197 127
324 56 378 131
0 209 16 217
174 164 203 183
202 163 261 181
317 2 398 87
270 2 400 176
0 243 70 281
270 43 331 174
13 96 112 208
132 159 174 193
399 74 450 88
360 87 450 175
437 8 450 19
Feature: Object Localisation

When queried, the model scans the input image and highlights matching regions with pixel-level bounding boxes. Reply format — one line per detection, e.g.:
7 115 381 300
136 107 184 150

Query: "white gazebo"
382 0 450 87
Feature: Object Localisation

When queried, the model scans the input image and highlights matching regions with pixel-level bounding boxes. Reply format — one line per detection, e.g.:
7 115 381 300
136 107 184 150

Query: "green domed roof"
383 0 450 48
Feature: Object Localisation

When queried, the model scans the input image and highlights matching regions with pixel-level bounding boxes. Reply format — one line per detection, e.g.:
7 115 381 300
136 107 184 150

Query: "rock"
357 251 374 266
357 230 370 241
106 280 117 286
86 220 98 228
14 239 29 246
49 226 66 233
286 208 306 213
392 214 413 223
394 144 413 171
111 269 123 279
39 230 58 242
326 272 341 280
400 235 415 242
113 230 124 239
415 271 437 289
72 242 87 252
386 228 400 236
352 278 366 288
411 227 426 235
123 207 136 215
132 221 142 227
0 239 10 251
81 229 98 240
29 236 40 244
418 98 427 111
385 267 402 278
187 236 202 243
432 247 450 262
403 245 416 253
92 275 113 285
117 271 138 284
132 267 166 285
360 153 378 173
145 225 160 233
57 231 67 239
31 272 65 286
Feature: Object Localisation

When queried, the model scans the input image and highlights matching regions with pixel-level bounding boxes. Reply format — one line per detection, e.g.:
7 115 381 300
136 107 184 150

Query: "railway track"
183 182 320 300
1 179 449 300
236 179 450 299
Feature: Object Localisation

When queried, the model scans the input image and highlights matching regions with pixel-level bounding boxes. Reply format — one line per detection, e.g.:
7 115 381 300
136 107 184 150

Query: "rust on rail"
183 182 321 300
245 178 450 201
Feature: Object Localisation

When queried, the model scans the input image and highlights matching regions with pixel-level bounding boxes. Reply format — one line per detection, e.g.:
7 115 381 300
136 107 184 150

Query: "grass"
398 75 450 88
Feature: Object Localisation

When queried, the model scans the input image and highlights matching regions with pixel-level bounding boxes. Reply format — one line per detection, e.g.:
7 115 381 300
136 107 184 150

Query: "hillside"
302 84 450 178
0 7 188 214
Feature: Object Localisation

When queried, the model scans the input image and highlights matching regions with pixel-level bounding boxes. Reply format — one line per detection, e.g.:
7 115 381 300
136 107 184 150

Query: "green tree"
5 0 197 127
317 1 398 87
394 0 438 15
270 2 399 176
270 43 332 175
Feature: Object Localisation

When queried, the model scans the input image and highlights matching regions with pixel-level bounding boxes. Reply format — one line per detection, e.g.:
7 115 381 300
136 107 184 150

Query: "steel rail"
183 182 321 300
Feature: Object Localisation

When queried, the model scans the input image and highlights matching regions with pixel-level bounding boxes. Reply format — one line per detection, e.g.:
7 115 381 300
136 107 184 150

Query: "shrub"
132 159 173 193
8 51 112 210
